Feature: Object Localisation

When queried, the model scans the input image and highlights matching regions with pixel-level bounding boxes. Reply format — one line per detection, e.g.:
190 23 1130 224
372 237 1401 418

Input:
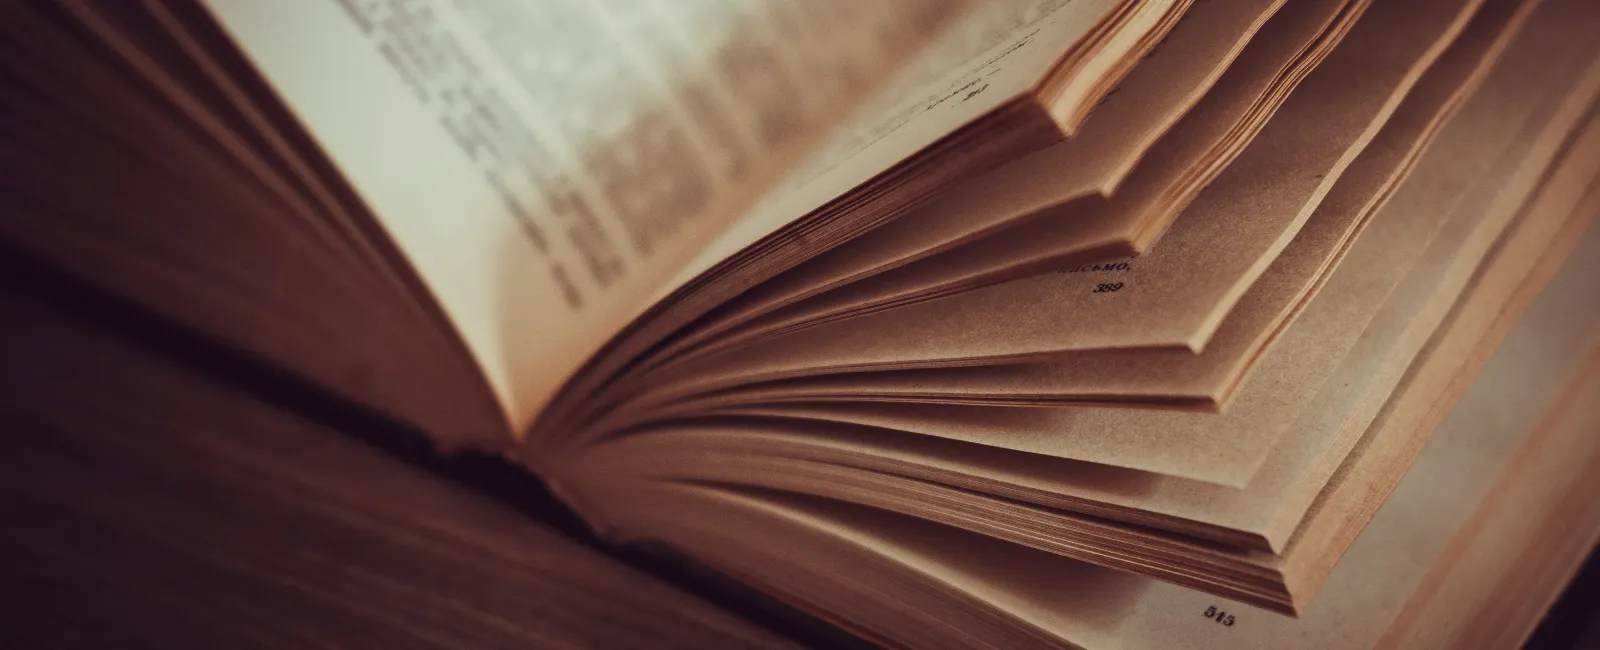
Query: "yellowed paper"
616 0 1486 415
639 0 1347 374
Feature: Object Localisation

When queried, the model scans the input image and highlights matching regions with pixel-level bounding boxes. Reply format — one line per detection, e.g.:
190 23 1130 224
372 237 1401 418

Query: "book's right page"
560 183 1600 649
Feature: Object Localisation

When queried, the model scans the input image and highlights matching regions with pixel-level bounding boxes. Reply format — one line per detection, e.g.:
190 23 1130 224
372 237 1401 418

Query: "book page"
1102 196 1600 650
592 340 1600 650
633 0 1356 376
200 0 966 430
621 0 1474 413
651 0 1516 411
553 112 1600 612
631 0 1293 373
558 177 1600 649
523 0 1166 442
624 0 1363 381
660 0 1124 293
581 38 1600 498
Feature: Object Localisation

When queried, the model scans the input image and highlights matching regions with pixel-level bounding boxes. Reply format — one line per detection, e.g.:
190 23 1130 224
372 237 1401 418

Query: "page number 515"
1203 606 1236 627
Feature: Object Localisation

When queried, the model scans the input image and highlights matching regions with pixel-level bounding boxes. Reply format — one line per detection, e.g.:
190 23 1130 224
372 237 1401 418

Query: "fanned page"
557 24 1600 566
7 0 1598 647
661 0 1164 291
530 0 1191 438
572 0 1363 432
642 0 1531 413
565 81 1600 588
601 0 1482 423
543 0 1600 618
1096 183 1600 650
199 0 969 431
571 34 1600 527
563 152 1600 649
634 0 1292 374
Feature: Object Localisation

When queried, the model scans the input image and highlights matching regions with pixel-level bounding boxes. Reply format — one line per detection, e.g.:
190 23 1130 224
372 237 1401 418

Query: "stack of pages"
3 0 1598 648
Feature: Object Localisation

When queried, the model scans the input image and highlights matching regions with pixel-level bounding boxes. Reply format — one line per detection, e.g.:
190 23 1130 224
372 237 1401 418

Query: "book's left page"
201 0 967 431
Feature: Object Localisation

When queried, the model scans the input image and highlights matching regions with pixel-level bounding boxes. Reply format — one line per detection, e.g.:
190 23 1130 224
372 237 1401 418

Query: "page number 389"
1203 605 1236 627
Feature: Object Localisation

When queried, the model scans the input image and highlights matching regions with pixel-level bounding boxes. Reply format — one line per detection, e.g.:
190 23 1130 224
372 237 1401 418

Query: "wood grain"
0 287 797 650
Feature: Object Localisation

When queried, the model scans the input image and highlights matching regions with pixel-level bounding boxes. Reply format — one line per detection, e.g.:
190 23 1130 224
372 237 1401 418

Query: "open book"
5 0 1600 648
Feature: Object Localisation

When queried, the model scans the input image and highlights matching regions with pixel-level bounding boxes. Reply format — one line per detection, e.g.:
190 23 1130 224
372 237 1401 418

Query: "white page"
201 0 967 430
